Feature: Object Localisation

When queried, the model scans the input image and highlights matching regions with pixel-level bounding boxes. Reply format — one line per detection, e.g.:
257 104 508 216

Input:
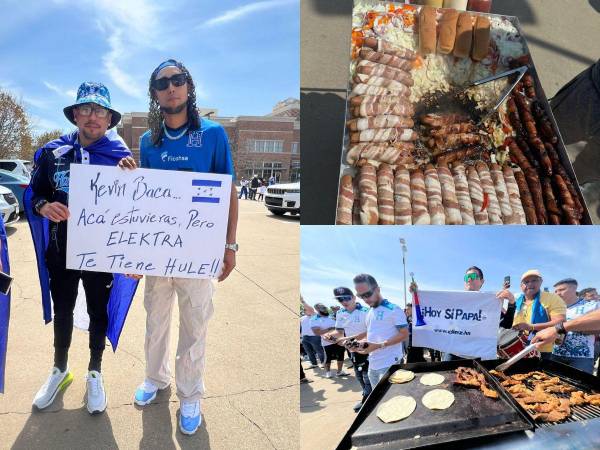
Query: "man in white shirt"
551 278 600 374
300 303 324 368
323 287 371 412
352 274 408 388
311 303 349 378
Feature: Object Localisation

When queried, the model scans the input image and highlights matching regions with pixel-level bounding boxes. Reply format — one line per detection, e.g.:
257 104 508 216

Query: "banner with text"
66 164 231 279
412 290 501 360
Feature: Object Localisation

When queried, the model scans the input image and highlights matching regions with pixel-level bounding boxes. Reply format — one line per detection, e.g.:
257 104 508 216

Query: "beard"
160 99 188 115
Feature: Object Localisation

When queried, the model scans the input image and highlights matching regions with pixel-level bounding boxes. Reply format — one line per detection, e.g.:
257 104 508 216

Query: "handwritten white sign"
66 164 232 279
412 290 501 360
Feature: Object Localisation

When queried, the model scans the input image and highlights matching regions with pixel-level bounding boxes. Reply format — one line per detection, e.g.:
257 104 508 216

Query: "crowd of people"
300 267 600 413
238 174 277 201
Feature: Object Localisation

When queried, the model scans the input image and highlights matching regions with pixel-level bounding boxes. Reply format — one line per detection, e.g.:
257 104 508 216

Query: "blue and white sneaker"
134 380 159 406
179 400 201 435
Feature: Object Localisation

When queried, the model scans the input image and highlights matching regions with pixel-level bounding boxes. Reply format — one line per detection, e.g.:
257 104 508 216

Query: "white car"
0 185 19 225
0 159 32 180
265 182 300 216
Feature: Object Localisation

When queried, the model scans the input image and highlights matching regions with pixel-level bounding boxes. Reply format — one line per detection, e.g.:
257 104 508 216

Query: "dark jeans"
48 261 113 372
249 188 257 200
351 352 372 403
301 335 324 365
238 186 248 199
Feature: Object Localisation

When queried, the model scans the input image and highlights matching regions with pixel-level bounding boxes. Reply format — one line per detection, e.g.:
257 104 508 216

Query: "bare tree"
31 129 64 155
0 90 32 159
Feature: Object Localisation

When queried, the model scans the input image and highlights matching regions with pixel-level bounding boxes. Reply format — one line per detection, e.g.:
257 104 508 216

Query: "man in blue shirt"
119 59 238 435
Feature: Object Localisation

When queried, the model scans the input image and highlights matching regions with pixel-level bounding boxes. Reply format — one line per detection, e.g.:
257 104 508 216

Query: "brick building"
116 99 300 183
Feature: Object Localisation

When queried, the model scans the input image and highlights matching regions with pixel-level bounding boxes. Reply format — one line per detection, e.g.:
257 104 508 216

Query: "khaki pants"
144 276 214 402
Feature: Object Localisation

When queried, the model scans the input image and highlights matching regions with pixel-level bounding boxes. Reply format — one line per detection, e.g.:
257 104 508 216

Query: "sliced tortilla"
420 373 445 386
422 389 455 410
376 395 417 423
389 369 415 384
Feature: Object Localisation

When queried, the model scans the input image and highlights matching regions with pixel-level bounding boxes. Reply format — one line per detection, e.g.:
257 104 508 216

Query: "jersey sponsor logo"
53 170 70 193
187 130 204 147
160 151 189 163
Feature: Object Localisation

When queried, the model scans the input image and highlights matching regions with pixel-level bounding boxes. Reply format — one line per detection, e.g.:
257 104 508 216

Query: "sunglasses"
152 73 187 91
357 289 375 299
336 295 353 303
76 104 109 118
464 273 481 282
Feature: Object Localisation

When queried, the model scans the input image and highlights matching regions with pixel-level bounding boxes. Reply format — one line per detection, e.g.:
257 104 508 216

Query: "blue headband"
152 59 179 77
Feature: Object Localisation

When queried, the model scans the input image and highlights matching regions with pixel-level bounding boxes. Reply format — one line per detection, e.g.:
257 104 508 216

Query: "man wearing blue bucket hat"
119 59 238 435
24 82 138 414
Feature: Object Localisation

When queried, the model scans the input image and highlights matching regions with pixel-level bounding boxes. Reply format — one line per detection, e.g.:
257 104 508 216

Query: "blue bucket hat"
63 82 122 129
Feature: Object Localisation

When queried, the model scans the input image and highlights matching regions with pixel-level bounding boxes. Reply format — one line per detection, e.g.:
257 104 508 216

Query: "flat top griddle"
339 359 534 450
479 358 600 427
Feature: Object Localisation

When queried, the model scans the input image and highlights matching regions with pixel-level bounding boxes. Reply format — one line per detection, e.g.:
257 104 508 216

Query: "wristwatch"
225 243 239 252
555 322 567 335
34 199 48 214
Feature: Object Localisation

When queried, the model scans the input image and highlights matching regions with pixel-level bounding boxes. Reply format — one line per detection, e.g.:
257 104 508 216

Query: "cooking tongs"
495 342 538 372
463 65 528 125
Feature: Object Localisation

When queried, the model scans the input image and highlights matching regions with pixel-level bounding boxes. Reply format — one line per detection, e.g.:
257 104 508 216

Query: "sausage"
508 139 532 170
410 169 431 224
522 73 537 99
529 137 552 176
541 177 561 217
424 164 446 225
429 122 476 137
356 61 414 86
451 163 475 224
419 6 437 55
421 113 469 128
428 133 481 152
454 12 473 58
347 115 414 131
350 127 417 144
476 161 503 224
335 175 354 225
346 142 415 166
435 146 480 165
471 15 490 61
512 168 537 224
394 168 412 225
363 37 417 60
524 167 547 225
437 163 462 224
352 102 414 117
359 48 414 71
490 163 515 223
502 165 527 225
358 164 379 225
466 165 489 224
377 164 395 224
352 73 412 95
437 9 458 55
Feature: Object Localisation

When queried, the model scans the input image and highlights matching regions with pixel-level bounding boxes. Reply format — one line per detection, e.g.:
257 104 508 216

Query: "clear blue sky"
301 226 600 307
0 0 299 134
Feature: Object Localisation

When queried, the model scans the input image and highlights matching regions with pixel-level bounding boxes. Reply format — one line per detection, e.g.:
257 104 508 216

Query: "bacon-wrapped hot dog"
363 37 417 60
377 164 395 224
358 164 378 225
502 165 527 225
336 175 354 225
352 73 411 96
451 163 475 225
347 115 414 131
490 163 515 223
429 122 476 137
476 161 503 224
394 168 412 225
352 102 414 118
467 165 489 224
425 164 446 225
410 169 431 224
356 60 413 86
437 163 462 225
350 127 417 144
359 48 414 71
346 142 415 166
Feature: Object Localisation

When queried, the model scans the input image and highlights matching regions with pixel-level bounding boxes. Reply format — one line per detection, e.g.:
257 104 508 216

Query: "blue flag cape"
24 130 139 353
0 215 10 393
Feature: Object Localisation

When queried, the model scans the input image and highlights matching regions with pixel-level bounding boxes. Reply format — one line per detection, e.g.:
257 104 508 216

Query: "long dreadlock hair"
147 59 200 147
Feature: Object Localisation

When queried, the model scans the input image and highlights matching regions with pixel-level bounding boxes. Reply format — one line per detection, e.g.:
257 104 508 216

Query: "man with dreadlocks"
119 59 238 435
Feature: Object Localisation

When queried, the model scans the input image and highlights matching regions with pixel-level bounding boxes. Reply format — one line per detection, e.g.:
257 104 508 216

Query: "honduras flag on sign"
192 179 222 203
0 214 11 393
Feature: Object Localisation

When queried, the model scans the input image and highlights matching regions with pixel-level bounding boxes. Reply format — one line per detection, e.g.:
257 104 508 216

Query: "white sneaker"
86 370 107 414
337 370 350 377
324 371 334 378
33 367 74 409
179 400 202 435
134 380 160 406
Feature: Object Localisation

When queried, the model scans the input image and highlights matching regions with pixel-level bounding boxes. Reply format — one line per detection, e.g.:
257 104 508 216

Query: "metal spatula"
495 342 538 372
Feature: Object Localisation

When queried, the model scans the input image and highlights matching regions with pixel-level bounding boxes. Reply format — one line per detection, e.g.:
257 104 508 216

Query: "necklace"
162 122 188 140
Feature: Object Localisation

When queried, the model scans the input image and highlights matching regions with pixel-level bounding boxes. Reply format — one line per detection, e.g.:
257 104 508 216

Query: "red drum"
497 329 539 359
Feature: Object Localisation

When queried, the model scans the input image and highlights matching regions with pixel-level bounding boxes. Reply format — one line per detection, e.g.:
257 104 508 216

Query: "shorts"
324 344 346 362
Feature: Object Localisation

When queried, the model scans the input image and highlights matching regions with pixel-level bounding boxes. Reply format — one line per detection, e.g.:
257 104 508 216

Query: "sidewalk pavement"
0 199 299 450
300 359 361 450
